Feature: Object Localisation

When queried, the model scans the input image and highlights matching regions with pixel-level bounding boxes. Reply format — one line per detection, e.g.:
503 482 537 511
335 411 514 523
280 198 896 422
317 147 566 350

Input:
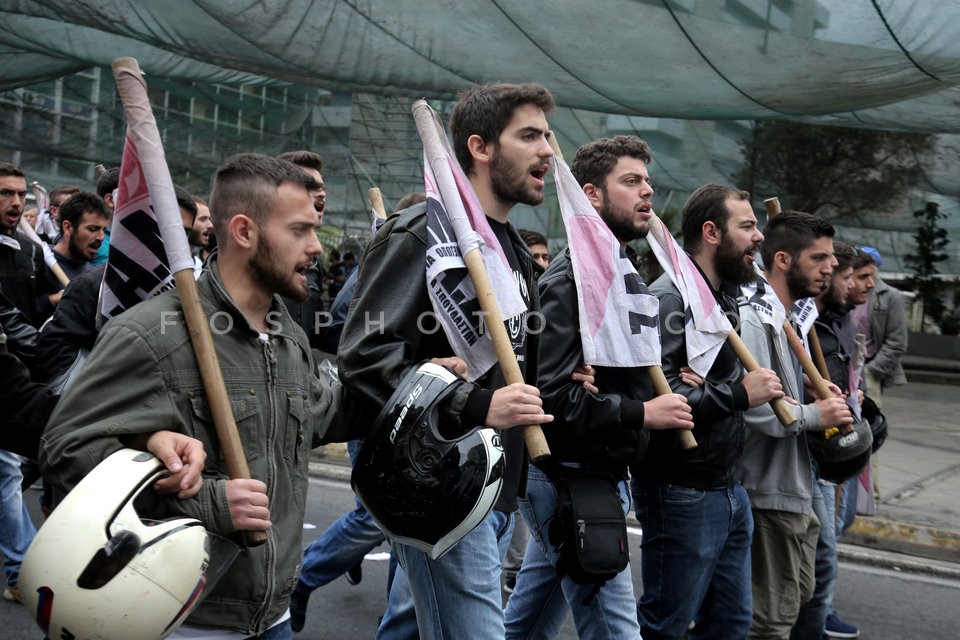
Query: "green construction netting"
1 0 959 275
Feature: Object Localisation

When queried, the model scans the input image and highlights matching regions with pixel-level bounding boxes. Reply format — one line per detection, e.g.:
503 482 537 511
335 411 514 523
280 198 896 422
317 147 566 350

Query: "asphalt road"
4 476 959 639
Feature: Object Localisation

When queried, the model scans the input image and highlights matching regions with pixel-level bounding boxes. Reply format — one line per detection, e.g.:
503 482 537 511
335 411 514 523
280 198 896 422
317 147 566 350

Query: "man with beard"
737 212 853 640
189 196 214 276
503 135 695 639
338 82 560 640
632 183 785 639
277 150 327 347
41 153 347 639
49 192 109 284
791 241 862 640
0 162 55 327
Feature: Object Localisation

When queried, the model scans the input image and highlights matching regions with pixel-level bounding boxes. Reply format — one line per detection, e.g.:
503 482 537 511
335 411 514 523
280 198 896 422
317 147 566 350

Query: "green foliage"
735 121 932 217
904 202 950 327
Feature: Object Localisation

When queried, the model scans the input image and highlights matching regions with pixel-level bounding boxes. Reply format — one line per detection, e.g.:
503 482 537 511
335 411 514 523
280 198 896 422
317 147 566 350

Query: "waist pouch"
546 466 629 591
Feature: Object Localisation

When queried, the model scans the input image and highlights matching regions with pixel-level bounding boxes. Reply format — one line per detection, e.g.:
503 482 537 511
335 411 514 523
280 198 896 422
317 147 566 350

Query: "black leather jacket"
338 202 540 513
1 306 55 458
0 288 39 369
632 273 750 490
536 249 652 474
815 306 858 393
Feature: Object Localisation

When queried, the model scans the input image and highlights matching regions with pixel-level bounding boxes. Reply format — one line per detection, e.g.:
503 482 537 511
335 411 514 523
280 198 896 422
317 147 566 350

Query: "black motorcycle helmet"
351 362 505 559
860 395 888 453
807 416 873 484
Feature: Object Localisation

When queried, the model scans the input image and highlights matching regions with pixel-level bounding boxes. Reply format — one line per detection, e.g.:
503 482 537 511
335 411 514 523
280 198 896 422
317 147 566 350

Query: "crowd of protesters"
1 80 907 640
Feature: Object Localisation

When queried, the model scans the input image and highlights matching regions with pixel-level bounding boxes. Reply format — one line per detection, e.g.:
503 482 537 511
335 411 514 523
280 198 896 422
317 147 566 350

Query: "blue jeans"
837 476 858 536
790 481 838 640
377 508 514 640
0 450 37 588
504 466 640 640
297 441 386 593
632 481 753 640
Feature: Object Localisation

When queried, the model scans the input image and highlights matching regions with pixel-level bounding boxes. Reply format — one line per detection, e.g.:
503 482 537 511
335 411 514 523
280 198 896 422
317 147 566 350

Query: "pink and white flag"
551 156 660 367
413 101 526 381
646 214 733 377
742 266 786 331
792 297 819 338
97 61 194 327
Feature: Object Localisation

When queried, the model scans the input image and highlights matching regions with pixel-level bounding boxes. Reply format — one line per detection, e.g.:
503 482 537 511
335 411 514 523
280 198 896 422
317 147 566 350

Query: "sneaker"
346 561 363 586
503 575 516 595
290 588 308 633
2 587 21 604
825 611 860 639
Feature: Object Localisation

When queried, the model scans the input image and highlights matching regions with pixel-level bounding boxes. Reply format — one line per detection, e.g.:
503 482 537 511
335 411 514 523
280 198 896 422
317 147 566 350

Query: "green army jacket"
40 256 343 635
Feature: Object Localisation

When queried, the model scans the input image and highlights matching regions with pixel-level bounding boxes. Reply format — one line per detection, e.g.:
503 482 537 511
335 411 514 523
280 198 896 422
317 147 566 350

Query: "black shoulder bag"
546 465 630 603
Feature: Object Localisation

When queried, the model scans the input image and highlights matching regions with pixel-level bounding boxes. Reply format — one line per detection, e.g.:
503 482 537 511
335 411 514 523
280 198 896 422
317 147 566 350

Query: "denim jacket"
40 256 343 635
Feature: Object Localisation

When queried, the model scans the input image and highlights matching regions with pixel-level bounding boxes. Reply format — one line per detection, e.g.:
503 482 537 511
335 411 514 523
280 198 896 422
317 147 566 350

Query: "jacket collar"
199 254 305 346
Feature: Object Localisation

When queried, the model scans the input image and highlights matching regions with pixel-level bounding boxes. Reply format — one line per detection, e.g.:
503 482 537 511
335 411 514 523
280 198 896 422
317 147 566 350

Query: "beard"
489 148 543 207
248 233 309 302
785 261 825 301
715 234 758 285
598 193 648 243
821 281 848 312
68 234 98 262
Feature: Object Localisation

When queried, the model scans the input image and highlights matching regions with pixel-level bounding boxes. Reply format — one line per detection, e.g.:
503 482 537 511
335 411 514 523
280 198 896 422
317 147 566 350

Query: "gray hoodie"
736 300 822 515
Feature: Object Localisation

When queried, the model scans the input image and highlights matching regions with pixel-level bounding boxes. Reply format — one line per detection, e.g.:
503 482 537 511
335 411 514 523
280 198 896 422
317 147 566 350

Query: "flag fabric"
551 155 660 367
97 61 194 327
14 216 50 268
414 102 526 381
741 267 786 331
96 131 177 326
646 214 732 377
792 297 819 339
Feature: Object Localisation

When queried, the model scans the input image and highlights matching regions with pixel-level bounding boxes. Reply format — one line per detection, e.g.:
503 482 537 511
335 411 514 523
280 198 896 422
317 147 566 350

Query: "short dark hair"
174 185 198 225
571 135 652 190
450 83 554 174
96 167 120 198
680 184 751 253
395 191 426 212
58 192 109 232
833 241 857 272
518 229 548 248
0 162 25 178
277 150 324 173
49 185 82 208
209 153 319 244
760 211 835 267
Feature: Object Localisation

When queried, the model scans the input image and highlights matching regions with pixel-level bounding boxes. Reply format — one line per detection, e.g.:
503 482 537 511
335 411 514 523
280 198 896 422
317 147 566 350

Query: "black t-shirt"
488 218 530 368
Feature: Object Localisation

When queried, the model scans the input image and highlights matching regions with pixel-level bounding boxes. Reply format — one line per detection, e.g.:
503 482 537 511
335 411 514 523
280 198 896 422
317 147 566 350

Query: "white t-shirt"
168 610 290 640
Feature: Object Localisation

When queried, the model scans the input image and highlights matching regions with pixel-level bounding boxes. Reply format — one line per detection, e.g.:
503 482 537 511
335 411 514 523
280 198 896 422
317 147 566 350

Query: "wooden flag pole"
548 135 696 449
18 214 69 288
368 187 387 220
726 331 797 425
112 57 266 546
412 100 550 461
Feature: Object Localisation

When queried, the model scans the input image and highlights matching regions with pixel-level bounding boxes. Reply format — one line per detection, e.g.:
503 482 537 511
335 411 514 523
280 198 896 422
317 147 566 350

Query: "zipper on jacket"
252 335 280 632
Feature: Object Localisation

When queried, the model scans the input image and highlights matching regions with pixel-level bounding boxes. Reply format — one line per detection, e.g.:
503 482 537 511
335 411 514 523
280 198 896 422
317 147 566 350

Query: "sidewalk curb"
837 543 960 580
842 516 960 563
306 458 960 576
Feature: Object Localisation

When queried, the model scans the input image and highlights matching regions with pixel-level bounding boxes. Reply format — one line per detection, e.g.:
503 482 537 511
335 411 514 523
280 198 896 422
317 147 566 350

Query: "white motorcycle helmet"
20 448 239 640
